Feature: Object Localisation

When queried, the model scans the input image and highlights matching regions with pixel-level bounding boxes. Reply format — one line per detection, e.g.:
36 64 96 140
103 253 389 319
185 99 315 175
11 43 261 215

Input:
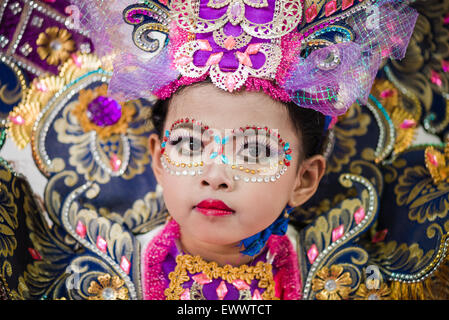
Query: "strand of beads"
160 152 204 176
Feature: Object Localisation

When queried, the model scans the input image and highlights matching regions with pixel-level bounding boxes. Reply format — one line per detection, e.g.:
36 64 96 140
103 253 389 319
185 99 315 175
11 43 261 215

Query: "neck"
178 232 258 267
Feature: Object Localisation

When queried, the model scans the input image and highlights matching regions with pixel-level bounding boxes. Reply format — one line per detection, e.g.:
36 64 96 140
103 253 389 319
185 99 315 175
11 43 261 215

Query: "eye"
188 137 202 152
169 135 203 155
244 142 271 158
238 137 278 164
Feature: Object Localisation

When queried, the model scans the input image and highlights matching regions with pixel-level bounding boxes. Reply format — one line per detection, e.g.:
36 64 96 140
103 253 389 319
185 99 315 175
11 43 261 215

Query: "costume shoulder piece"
293 0 449 300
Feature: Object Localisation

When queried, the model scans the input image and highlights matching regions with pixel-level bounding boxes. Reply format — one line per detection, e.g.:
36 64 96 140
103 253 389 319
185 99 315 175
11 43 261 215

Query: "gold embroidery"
425 143 449 185
0 78 22 106
326 103 371 174
394 163 449 223
87 274 129 300
390 281 425 300
311 265 352 300
354 281 391 300
7 54 104 151
371 79 418 161
371 79 400 113
390 107 417 156
36 27 76 66
7 102 41 150
0 180 18 258
164 254 278 300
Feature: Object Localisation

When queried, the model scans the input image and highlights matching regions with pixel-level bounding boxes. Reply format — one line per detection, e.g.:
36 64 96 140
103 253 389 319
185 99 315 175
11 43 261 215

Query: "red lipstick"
194 199 235 217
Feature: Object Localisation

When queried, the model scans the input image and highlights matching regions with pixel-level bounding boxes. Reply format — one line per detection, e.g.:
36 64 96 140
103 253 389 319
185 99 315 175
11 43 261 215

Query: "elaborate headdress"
73 0 418 117
67 0 419 257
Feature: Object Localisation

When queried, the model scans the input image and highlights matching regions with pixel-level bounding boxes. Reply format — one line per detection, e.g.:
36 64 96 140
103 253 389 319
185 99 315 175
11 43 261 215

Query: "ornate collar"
142 218 302 300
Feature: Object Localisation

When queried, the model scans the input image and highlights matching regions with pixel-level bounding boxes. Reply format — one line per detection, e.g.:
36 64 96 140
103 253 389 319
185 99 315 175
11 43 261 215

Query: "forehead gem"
206 52 224 66
236 51 252 67
197 39 212 51
225 74 237 92
174 54 193 66
245 43 262 55
224 36 236 50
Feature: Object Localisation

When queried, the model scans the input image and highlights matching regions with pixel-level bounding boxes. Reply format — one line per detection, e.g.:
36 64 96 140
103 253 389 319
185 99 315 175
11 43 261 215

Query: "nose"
200 163 235 191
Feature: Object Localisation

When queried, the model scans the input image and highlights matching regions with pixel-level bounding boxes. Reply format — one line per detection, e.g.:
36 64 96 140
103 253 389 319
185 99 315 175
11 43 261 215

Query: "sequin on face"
160 118 293 183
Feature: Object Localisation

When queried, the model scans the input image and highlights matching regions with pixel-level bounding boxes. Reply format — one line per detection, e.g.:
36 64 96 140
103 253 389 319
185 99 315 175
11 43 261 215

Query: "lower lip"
195 207 235 217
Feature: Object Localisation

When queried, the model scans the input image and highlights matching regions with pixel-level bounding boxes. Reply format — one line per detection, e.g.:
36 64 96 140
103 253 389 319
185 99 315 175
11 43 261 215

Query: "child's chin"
191 227 241 246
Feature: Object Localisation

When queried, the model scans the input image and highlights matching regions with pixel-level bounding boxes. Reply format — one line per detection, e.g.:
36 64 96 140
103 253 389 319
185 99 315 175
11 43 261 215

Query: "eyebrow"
233 127 281 140
170 122 204 132
169 120 283 140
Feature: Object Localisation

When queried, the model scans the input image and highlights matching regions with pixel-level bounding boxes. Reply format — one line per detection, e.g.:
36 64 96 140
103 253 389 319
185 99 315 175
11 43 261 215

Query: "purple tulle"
282 42 363 116
72 0 418 116
281 1 418 116
72 0 179 102
108 47 180 101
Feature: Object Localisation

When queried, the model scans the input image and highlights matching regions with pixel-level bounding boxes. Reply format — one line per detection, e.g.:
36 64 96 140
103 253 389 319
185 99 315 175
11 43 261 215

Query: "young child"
141 81 327 300
75 0 418 300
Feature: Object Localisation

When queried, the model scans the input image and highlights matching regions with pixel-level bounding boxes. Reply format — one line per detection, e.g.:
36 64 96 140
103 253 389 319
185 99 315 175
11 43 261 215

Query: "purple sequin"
87 96 122 127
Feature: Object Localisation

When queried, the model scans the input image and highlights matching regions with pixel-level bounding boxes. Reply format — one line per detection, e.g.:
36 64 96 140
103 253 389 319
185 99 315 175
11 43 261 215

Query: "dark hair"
150 87 328 162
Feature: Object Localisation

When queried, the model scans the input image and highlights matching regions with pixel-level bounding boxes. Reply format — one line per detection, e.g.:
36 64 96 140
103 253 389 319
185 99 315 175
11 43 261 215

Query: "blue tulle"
239 205 294 257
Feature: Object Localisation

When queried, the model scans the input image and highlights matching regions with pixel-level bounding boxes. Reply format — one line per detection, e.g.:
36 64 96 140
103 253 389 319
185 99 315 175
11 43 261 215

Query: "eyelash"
168 133 203 152
167 132 282 160
237 137 279 159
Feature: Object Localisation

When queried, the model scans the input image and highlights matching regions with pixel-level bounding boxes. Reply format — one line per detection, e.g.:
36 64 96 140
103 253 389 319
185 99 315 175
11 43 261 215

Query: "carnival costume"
1 0 449 301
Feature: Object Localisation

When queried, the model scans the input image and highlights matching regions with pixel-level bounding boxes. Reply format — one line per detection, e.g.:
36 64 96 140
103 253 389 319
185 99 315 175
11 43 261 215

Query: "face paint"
160 118 293 182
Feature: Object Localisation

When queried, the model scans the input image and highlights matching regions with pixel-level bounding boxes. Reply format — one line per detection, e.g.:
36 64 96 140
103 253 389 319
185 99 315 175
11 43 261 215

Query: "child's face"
149 83 324 249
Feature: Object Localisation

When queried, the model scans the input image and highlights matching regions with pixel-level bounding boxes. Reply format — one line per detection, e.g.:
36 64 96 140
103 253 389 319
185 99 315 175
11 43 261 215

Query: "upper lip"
194 199 235 212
